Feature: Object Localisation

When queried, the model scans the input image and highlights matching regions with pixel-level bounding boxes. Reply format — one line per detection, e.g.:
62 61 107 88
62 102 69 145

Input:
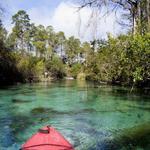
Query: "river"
0 80 150 150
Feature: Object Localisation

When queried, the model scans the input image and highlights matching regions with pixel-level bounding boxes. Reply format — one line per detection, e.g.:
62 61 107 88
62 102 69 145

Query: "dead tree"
78 0 150 35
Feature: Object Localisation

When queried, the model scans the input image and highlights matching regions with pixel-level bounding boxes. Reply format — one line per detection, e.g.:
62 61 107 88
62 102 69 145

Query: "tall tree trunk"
21 38 24 53
61 43 63 58
132 12 137 35
146 0 150 32
131 1 140 35
137 1 142 34
36 49 38 57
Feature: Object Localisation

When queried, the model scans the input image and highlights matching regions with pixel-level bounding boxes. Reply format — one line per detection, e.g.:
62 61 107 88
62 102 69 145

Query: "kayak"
21 126 74 150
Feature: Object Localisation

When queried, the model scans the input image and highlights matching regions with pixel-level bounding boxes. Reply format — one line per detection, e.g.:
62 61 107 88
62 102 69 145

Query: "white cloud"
4 1 126 41
28 2 124 41
28 7 53 27
51 2 80 38
50 2 125 41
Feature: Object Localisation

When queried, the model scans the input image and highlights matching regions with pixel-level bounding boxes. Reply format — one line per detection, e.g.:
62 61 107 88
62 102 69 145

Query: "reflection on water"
0 80 150 150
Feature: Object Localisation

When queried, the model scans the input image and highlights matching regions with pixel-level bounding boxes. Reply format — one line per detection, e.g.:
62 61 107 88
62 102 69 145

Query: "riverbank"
1 33 150 90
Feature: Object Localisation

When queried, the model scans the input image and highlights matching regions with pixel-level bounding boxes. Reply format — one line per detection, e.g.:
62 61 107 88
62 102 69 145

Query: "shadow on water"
126 104 150 112
114 122 150 150
30 106 129 121
87 123 150 150
90 85 150 102
31 107 59 115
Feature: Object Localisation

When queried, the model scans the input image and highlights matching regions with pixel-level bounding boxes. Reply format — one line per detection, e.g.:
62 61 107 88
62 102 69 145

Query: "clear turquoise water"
0 80 150 150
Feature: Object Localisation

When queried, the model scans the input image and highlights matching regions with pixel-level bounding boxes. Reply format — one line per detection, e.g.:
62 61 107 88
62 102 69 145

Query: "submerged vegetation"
0 0 149 88
0 82 149 149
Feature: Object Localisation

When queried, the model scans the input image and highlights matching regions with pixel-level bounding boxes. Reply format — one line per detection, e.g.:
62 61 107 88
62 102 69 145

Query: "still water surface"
0 80 150 150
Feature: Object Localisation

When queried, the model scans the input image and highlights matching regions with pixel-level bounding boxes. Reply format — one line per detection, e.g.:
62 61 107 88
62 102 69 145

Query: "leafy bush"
16 55 44 81
70 63 82 78
0 43 24 84
45 56 66 78
85 34 150 86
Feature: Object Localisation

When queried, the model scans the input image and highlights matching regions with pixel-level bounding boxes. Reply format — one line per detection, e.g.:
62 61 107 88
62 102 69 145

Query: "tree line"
0 6 149 87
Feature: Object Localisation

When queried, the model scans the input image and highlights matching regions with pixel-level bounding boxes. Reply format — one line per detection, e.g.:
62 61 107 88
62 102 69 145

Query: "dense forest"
0 0 150 88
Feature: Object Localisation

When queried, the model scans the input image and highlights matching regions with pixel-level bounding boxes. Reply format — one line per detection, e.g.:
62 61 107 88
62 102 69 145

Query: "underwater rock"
31 107 59 115
38 117 50 123
82 108 96 113
137 113 142 118
31 107 50 114
12 99 31 103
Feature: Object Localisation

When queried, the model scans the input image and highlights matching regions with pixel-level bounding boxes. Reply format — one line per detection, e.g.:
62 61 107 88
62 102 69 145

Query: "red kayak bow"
21 126 74 150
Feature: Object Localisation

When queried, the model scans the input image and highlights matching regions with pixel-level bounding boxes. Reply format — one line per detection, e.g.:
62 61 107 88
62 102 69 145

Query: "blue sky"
4 0 63 11
2 0 65 20
1 0 127 41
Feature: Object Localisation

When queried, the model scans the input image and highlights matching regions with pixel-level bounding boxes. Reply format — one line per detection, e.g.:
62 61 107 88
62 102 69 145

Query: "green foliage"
34 59 45 76
85 34 150 86
70 63 82 78
65 36 81 65
12 10 31 51
0 44 24 84
0 25 7 43
45 56 66 79
16 56 44 79
33 41 46 57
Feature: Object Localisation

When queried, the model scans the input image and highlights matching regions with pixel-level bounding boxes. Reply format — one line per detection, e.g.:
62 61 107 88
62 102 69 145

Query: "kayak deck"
21 126 74 150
